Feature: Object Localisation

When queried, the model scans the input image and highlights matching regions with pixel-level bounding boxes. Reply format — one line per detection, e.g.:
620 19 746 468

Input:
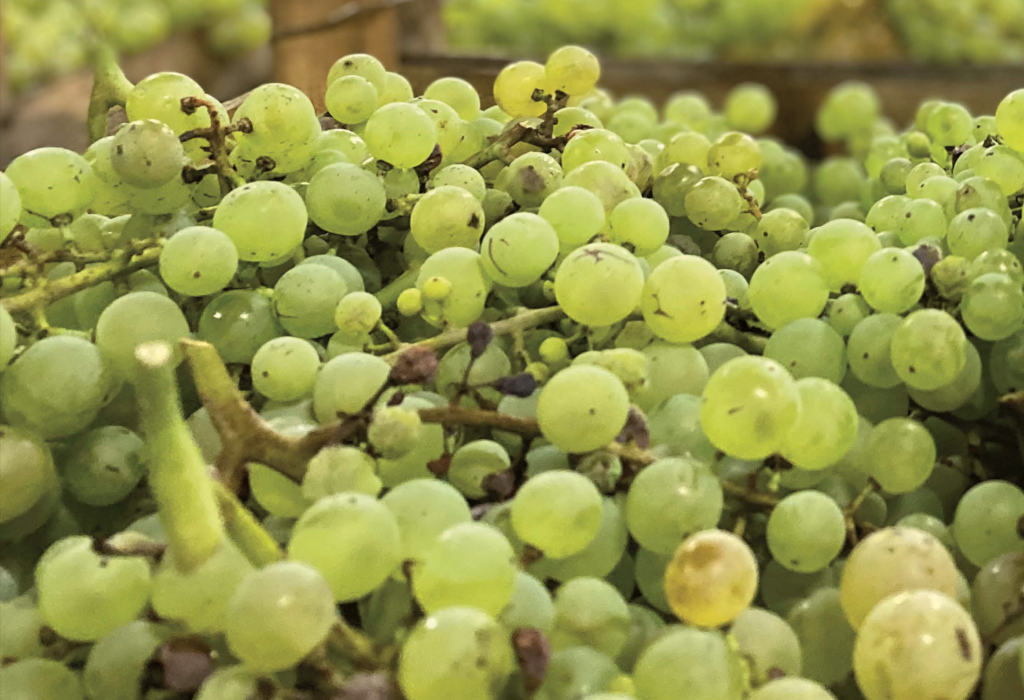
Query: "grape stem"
86 45 133 144
462 120 531 170
179 96 247 197
213 481 285 567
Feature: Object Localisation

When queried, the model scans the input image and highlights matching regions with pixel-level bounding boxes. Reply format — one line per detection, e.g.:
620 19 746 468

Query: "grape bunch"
0 42 1023 700
0 0 271 92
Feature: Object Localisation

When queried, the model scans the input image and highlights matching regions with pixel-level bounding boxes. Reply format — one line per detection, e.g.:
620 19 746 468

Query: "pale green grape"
493 60 547 117
536 646 619 700
555 243 643 327
552 106 604 137
700 355 801 460
198 290 281 364
382 478 471 562
865 194 909 232
981 636 1024 700
125 72 205 136
511 470 602 557
416 248 493 327
6 147 94 223
954 480 1024 567
540 185 606 252
816 82 880 141
652 162 703 216
412 98 465 158
151 539 253 633
713 233 758 278
634 547 672 613
767 491 846 573
574 347 648 398
625 456 722 555
306 162 386 237
750 678 835 700
633 342 709 411
212 180 307 262
504 151 563 207
890 309 968 390
807 218 881 292
961 272 1024 341
424 76 480 120
232 83 320 172
83 620 166 700
549 577 630 657
813 157 864 206
0 425 56 525
633 627 745 700
707 131 762 180
948 207 1009 259
908 341 982 412
480 212 559 287
665 529 758 627
364 103 437 168
0 171 22 242
368 405 423 459
563 160 641 214
302 445 382 501
0 597 45 661
616 604 665 672
996 88 1024 151
684 175 744 231
562 128 630 172
897 198 947 245
972 553 1024 645
786 587 855 685
543 497 628 581
411 522 516 616
500 571 555 632
158 225 238 296
447 440 510 498
640 255 725 343
110 120 185 189
724 83 776 134
62 426 145 507
326 75 378 124
312 352 390 422
990 330 1024 394
273 263 348 338
858 248 926 314
302 253 365 292
36 536 150 641
854 590 981 700
288 492 401 601
430 164 486 202
864 417 936 494
781 377 858 471
730 610 803 688
608 197 669 257
765 318 847 383
328 53 386 93
646 393 716 463
662 131 711 170
410 185 485 253
839 527 958 629
224 561 335 673
925 102 973 146
748 251 829 330
545 45 600 95
0 658 83 700
315 128 371 164
846 313 902 388
251 337 320 402
536 364 629 453
969 249 1024 284
194 667 262 700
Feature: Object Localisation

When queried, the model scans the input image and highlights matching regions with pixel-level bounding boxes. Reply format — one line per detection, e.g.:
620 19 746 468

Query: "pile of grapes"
0 43 1023 700
0 0 271 92
443 0 1024 63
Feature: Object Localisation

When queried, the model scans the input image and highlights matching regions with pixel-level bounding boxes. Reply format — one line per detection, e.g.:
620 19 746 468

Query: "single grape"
511 470 603 558
625 457 723 555
158 226 238 297
640 255 726 343
767 491 846 573
536 364 629 454
306 162 386 237
213 181 307 262
954 480 1024 567
633 626 745 700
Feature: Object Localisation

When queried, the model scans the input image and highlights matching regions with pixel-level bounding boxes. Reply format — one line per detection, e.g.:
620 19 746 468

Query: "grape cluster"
0 43 1023 700
444 0 1024 63
1 0 271 91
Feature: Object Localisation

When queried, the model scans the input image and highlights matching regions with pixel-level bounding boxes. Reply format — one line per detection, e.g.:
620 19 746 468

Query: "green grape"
646 393 716 463
712 233 757 278
327 53 386 93
504 151 563 207
925 102 973 147
948 207 1010 260
536 364 629 453
813 157 864 206
251 337 320 402
650 163 700 218
607 197 669 257
302 445 381 501
194 667 263 700
447 439 509 498
625 457 722 554
972 553 1024 645
306 162 386 237
382 478 470 562
480 212 559 287
767 491 846 573
500 571 555 632
549 577 630 657
411 522 516 616
0 171 22 242
755 207 809 257
288 492 401 601
410 185 485 253
765 318 848 383
543 497 628 582
493 60 547 117
633 627 745 700
83 620 166 700
750 678 835 700
273 263 348 338
897 198 947 245
827 293 872 338
416 248 493 327
631 546 671 612
545 45 600 96
996 88 1024 151
908 340 982 413
969 249 1024 284
422 76 480 120
897 513 954 551
816 82 880 141
412 98 465 158
990 330 1024 394
552 106 603 137
316 128 371 164
158 225 238 297
207 3 271 54
781 377 858 471
839 527 958 629
981 636 1024 700
312 352 390 422
807 218 881 292
665 529 758 627
707 131 762 180
633 342 709 411
224 561 335 673
724 83 776 134
961 272 1024 341
62 426 145 507
539 185 606 252
563 160 641 216
858 247 925 313
198 290 281 364
954 480 1024 567
325 74 378 125
554 242 643 327
684 175 744 230
536 646 619 700
731 607 803 686
847 313 903 388
0 658 84 700
616 604 665 672
640 255 725 343
700 355 801 460
36 536 150 641
785 587 855 685
333 292 381 336
232 83 320 172
510 466 601 556
6 147 94 223
1 335 113 439
879 159 912 194
0 425 57 525
889 309 968 390
748 251 829 330
302 253 366 292
429 164 486 202
212 181 307 262
364 102 437 168
399 606 512 700
0 597 45 661
854 590 981 700
110 120 185 189
562 128 630 172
